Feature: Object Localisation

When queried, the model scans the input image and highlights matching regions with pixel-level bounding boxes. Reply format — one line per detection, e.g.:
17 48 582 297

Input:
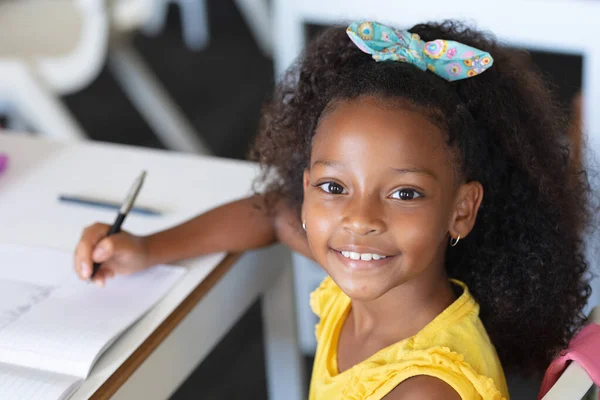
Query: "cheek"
304 197 338 246
304 196 352 270
393 207 448 256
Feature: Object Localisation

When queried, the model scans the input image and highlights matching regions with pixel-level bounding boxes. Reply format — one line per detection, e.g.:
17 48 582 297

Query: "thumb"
92 235 122 263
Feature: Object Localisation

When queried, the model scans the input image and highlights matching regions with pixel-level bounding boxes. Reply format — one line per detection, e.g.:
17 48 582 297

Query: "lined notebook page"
0 245 186 378
0 363 79 400
0 280 55 332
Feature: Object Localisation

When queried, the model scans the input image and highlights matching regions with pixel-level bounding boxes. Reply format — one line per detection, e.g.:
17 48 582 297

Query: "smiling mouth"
338 250 388 261
332 249 397 269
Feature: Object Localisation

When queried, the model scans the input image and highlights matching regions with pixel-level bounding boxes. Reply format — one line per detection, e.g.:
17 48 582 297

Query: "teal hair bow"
346 22 493 82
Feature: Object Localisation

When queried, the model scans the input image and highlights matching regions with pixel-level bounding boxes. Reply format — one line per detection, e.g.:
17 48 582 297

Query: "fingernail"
81 262 90 278
93 246 106 260
95 280 104 288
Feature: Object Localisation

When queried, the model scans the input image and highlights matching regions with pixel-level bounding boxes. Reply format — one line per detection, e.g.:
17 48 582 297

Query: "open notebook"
0 244 186 400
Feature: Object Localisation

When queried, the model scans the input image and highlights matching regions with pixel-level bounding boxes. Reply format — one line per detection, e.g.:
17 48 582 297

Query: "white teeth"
339 251 387 261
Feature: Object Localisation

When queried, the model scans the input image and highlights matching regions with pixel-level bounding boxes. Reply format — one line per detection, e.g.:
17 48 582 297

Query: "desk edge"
90 253 242 400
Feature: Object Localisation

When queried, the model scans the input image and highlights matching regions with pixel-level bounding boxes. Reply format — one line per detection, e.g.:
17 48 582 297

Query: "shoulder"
384 375 461 400
310 276 342 319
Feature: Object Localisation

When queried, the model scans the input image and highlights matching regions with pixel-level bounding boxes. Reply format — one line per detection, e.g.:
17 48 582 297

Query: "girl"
74 21 592 399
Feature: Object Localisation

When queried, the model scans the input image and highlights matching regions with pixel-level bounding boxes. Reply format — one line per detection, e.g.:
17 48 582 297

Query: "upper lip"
333 245 396 257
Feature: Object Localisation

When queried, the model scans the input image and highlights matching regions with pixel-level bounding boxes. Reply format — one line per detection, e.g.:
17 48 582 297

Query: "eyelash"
316 182 346 195
390 188 423 201
315 182 423 200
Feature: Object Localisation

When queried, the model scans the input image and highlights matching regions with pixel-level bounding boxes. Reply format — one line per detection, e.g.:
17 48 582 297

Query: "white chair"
138 0 273 56
272 0 600 358
542 307 599 400
0 0 109 139
108 0 211 154
0 0 211 153
136 0 210 51
232 0 273 57
109 0 274 154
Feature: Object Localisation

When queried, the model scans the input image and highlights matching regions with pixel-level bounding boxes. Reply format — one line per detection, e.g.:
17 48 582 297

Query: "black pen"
90 171 147 279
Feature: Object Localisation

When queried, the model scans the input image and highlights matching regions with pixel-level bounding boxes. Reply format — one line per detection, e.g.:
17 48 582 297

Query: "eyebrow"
312 160 438 180
311 160 344 169
390 167 438 179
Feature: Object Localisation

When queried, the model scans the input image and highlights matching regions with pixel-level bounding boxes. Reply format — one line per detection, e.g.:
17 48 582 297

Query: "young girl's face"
302 96 481 301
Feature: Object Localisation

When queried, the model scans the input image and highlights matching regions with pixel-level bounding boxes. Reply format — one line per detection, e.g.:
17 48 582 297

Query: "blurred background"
0 0 592 398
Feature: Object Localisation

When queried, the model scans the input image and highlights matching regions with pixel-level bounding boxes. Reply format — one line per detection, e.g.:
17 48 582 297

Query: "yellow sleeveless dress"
308 276 509 399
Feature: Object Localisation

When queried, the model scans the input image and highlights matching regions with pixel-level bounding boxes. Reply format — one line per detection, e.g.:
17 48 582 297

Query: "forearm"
143 195 279 266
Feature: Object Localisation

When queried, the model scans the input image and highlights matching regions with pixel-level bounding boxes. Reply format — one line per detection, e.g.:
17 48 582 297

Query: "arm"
384 376 461 400
75 193 314 285
144 194 313 265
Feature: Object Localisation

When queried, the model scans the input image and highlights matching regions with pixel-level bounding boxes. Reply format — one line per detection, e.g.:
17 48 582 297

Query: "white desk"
0 133 305 399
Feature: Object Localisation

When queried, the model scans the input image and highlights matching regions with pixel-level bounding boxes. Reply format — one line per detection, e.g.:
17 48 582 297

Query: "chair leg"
233 0 273 57
178 0 210 51
141 0 209 51
0 63 86 140
140 0 170 37
108 45 211 154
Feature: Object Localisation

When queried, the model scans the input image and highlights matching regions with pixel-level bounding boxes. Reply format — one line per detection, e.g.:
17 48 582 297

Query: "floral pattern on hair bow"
346 22 494 81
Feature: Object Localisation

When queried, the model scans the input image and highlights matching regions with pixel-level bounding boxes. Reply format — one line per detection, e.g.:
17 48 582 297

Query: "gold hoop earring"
450 235 461 247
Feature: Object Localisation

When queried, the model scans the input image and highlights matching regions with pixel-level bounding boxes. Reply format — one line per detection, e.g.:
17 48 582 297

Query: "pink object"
537 323 600 399
0 154 7 175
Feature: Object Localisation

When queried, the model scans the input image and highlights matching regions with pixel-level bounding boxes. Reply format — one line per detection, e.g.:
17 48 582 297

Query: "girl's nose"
341 195 386 236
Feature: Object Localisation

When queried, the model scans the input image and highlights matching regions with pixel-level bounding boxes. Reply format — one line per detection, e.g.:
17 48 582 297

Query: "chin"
334 276 390 301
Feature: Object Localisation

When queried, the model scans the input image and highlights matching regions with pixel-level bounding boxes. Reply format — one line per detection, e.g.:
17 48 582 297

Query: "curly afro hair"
250 21 593 374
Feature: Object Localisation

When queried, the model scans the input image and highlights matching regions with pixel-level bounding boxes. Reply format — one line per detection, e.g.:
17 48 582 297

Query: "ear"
449 181 483 240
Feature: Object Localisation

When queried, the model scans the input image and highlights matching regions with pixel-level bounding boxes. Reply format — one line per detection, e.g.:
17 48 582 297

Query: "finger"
91 233 133 267
91 268 110 287
74 223 110 279
91 236 115 264
80 262 92 280
92 231 133 264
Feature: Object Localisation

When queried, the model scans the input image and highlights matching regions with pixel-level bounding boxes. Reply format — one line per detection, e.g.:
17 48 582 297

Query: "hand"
74 223 150 287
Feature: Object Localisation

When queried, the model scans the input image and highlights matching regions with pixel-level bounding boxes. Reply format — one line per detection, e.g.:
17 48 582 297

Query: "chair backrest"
0 1 82 58
0 0 109 94
541 307 599 400
542 363 595 400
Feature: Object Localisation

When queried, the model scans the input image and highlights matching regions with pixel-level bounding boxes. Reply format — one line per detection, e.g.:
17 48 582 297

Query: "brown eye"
391 188 422 200
318 182 346 195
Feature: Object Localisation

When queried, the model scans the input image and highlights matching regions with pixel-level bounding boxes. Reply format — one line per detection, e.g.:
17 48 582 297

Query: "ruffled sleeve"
352 346 506 400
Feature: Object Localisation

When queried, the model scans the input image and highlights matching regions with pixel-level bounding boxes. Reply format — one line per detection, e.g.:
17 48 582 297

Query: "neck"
349 263 457 344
